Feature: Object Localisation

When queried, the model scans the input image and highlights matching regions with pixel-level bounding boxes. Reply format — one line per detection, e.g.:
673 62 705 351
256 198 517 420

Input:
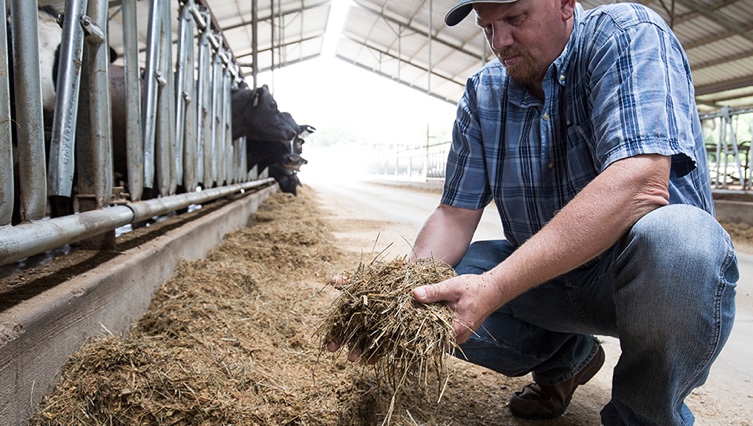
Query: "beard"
497 46 539 85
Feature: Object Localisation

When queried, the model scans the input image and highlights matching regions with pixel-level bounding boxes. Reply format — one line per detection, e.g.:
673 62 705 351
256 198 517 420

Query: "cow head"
231 85 297 141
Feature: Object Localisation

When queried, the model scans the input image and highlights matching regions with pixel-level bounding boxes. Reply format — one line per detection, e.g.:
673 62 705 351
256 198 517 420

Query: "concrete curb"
0 184 277 425
714 200 753 226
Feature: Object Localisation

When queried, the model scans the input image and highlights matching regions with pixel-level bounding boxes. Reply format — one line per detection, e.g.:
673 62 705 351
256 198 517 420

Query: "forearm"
411 203 483 265
483 154 672 307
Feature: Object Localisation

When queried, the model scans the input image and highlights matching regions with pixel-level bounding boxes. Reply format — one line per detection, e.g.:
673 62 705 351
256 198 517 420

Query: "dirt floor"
7 186 753 425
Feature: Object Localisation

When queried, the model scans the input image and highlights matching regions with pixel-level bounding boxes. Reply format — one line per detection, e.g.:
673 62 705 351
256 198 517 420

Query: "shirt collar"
551 3 583 87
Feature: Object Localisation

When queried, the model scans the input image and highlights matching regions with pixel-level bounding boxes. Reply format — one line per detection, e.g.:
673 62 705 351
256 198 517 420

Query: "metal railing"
0 0 270 267
368 108 753 193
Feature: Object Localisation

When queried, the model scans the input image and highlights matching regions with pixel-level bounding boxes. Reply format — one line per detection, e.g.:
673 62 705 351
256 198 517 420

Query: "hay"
317 256 458 424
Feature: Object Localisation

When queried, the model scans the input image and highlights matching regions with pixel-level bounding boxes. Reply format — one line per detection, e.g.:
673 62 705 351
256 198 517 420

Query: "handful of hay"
317 256 459 421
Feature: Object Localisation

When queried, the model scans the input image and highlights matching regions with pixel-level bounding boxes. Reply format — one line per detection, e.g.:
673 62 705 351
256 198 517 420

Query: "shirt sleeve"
587 17 699 178
441 75 493 210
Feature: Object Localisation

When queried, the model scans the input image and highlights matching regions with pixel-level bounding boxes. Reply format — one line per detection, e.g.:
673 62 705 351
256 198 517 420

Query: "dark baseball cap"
445 0 519 26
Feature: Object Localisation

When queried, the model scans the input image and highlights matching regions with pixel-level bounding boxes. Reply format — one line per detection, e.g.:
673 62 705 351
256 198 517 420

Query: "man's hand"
412 274 499 344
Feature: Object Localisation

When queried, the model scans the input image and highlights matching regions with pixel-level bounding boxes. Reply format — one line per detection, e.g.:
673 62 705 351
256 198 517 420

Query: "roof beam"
220 0 330 33
353 1 484 64
695 75 753 96
673 0 753 44
340 34 465 91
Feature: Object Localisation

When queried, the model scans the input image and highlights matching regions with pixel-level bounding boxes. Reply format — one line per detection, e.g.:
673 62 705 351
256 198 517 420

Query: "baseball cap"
445 0 519 27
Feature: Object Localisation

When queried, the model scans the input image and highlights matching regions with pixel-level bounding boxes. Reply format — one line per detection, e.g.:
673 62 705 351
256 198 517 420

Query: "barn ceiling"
37 0 753 113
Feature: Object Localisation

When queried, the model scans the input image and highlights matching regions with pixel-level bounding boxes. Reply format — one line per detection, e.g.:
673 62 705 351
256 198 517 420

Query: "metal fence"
367 142 450 182
367 107 753 192
0 0 270 267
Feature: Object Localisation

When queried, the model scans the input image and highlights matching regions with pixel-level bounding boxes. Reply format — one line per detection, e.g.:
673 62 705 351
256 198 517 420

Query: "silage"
317 256 459 425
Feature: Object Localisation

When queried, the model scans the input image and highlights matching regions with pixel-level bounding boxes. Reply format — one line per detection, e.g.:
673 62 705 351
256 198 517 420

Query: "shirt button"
559 74 566 82
547 162 555 169
542 113 550 121
552 209 560 217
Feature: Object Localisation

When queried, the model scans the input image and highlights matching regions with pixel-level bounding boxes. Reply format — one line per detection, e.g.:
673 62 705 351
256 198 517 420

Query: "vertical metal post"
162 0 177 194
176 0 194 191
48 0 88 198
122 0 143 201
9 0 47 222
179 1 198 192
251 0 258 88
142 0 163 189
210 40 222 184
197 10 211 187
0 0 13 226
77 0 113 211
221 65 231 184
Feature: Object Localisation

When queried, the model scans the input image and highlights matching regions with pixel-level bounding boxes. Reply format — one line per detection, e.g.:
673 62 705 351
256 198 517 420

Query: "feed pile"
317 256 459 424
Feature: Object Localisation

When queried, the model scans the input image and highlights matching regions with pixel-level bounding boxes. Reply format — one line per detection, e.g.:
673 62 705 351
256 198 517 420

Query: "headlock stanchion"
0 0 271 267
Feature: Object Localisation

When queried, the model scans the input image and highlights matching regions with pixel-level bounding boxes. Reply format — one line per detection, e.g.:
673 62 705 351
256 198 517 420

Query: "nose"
488 23 514 51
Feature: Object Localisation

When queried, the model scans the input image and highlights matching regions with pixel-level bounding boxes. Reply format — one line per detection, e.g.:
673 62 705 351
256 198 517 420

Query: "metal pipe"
0 178 276 266
122 0 144 201
0 1 13 226
78 0 113 210
175 1 192 188
48 0 88 198
142 0 163 189
9 0 47 222
196 10 211 186
182 2 198 192
162 0 177 195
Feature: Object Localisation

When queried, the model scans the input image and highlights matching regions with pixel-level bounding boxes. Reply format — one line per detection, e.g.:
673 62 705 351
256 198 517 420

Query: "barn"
1 0 753 424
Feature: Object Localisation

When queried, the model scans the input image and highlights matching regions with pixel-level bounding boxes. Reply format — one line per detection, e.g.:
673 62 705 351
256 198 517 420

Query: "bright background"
252 0 460 182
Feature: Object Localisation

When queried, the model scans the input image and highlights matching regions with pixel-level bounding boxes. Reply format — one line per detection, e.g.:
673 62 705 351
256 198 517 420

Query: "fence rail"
0 0 268 267
368 107 753 192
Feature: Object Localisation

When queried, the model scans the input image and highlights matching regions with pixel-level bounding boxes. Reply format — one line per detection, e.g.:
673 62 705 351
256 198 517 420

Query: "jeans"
453 204 737 426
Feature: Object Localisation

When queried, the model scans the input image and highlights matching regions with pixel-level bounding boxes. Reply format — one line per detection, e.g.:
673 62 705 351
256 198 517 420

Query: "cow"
108 65 298 191
246 112 313 196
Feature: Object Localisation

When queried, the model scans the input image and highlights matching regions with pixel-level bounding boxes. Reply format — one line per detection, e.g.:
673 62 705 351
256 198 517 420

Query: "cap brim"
444 0 519 27
445 3 474 27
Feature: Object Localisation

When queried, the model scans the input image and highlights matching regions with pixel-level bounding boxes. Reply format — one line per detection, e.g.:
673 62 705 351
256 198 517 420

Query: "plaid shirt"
442 3 713 247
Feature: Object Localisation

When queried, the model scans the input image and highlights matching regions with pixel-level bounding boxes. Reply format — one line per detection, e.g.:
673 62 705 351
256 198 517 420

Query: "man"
332 0 737 424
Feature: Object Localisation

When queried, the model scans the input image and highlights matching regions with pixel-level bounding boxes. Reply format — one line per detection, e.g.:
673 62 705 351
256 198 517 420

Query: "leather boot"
508 345 606 419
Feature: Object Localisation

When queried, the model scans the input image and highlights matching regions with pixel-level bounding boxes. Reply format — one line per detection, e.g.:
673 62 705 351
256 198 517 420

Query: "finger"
348 347 363 363
413 281 452 303
329 274 348 289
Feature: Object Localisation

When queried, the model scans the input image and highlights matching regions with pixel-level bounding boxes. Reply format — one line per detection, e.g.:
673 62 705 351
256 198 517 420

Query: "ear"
560 0 575 20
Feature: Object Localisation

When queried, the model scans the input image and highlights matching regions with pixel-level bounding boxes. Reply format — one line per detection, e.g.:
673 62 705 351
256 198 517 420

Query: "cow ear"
252 91 260 107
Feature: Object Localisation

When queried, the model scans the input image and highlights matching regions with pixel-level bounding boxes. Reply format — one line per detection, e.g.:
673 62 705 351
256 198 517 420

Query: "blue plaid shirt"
442 3 713 247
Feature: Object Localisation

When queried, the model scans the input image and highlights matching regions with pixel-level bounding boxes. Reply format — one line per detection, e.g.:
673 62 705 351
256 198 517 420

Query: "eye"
482 24 493 34
508 14 525 25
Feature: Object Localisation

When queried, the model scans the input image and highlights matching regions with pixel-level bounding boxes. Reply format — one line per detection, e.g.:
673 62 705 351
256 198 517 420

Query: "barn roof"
41 0 753 113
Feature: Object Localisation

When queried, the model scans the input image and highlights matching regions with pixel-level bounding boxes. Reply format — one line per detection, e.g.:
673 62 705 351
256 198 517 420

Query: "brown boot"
508 345 605 419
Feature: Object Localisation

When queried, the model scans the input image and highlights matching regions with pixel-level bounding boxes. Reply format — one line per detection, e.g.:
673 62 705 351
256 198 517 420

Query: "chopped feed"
317 256 459 425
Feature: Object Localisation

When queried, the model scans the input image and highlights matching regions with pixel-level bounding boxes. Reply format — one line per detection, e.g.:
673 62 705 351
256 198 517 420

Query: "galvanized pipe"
196 9 211 186
48 0 88 198
209 37 222 185
175 1 192 188
122 0 144 201
9 0 47 222
0 2 13 226
142 0 163 189
161 0 177 195
0 179 276 266
77 0 113 210
220 60 230 184
154 3 171 196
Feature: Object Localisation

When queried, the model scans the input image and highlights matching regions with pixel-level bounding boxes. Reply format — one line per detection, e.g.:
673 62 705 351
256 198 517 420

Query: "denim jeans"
453 204 737 425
